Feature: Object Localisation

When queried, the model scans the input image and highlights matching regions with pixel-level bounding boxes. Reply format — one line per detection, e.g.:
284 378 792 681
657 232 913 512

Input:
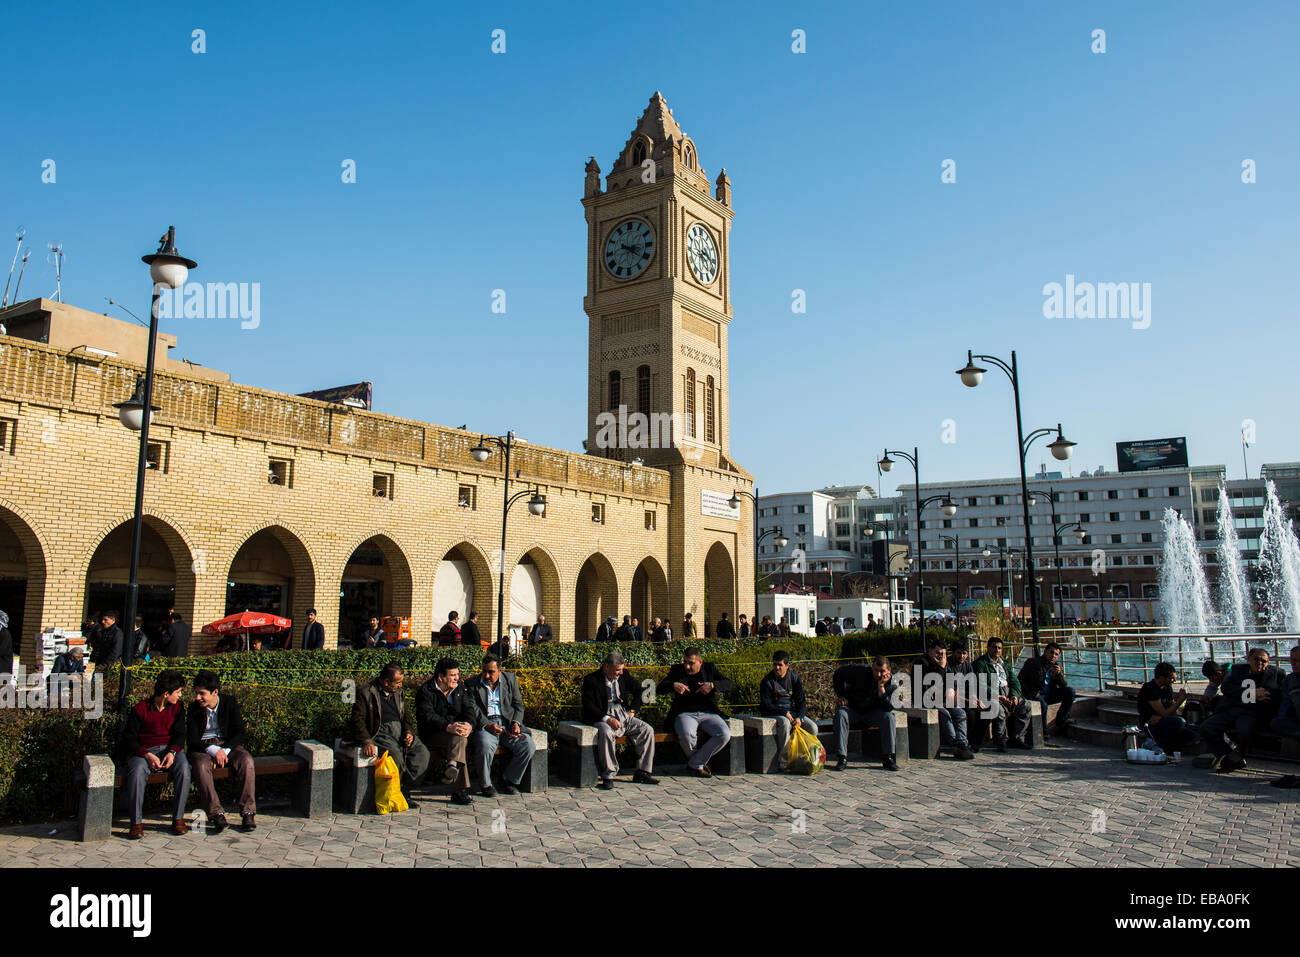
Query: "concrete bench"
334 728 549 813
556 717 745 788
814 714 911 764
76 740 333 842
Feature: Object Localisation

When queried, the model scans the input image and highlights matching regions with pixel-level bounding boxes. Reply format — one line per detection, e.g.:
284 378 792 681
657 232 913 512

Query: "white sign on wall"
701 488 740 520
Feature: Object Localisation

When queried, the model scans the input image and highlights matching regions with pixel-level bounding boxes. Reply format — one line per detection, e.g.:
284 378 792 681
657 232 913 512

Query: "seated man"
465 654 535 797
187 670 256 834
1201 648 1283 773
914 638 975 760
415 658 478 805
51 645 86 675
830 657 900 771
1272 645 1300 739
1018 641 1076 739
657 647 733 778
345 661 430 793
581 651 658 790
971 637 1030 752
120 669 191 838
760 651 819 770
1200 659 1228 714
1137 662 1199 753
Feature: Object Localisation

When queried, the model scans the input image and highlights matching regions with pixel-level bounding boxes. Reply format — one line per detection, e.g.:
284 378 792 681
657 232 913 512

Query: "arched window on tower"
684 143 695 169
705 375 715 443
684 368 696 439
632 141 647 166
637 365 651 415
609 370 621 412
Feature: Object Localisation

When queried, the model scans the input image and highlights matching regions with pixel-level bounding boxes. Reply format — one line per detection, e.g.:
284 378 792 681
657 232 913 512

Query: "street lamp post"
112 228 196 714
1027 486 1088 629
472 433 546 649
877 446 957 647
728 489 776 620
940 534 961 620
957 350 1076 655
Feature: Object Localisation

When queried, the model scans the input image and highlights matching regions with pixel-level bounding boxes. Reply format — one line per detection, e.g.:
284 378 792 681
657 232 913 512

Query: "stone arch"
574 551 619 643
81 510 197 641
434 541 495 640
338 532 415 650
511 545 561 640
630 555 668 633
224 524 317 649
703 540 737 636
0 498 50 668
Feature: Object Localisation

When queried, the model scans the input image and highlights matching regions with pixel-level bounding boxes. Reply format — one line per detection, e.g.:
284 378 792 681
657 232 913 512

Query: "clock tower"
582 92 754 631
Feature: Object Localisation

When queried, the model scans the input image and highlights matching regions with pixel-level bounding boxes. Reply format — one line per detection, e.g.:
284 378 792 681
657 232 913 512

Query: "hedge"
0 628 952 825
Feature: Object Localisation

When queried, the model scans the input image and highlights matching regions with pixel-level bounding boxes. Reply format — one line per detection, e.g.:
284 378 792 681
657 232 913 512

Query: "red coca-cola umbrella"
202 611 292 649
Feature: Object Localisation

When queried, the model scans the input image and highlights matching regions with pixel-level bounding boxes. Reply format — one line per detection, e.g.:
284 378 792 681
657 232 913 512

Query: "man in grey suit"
464 654 535 797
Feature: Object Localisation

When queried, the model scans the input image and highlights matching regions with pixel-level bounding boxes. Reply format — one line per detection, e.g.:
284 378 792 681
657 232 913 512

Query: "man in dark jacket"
738 614 751 639
629 616 643 642
1201 648 1284 773
464 654 534 796
971 637 1030 752
581 651 657 789
913 638 975 760
302 608 325 650
529 615 553 644
119 669 190 838
1018 641 1075 739
760 650 819 770
650 617 668 643
438 612 463 646
830 657 900 771
614 615 634 642
656 647 733 777
461 611 482 649
0 609 13 674
187 670 255 833
1272 646 1300 740
815 616 830 636
415 658 478 804
90 611 123 671
715 612 736 641
159 612 191 657
594 615 618 643
346 661 429 791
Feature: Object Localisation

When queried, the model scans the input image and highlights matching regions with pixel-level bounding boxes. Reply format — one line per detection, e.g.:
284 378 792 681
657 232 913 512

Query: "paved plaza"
1 740 1295 867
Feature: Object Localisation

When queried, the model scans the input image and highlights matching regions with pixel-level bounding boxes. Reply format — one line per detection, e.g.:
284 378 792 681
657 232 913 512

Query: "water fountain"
1215 487 1250 634
1158 508 1213 655
1258 481 1300 632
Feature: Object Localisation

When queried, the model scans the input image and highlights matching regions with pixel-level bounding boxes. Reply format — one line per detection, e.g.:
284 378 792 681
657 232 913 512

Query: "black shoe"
1009 738 1033 750
689 765 713 778
500 782 520 795
240 813 256 832
450 789 474 805
1270 775 1299 789
208 815 228 835
830 755 848 771
995 739 1008 754
632 770 659 785
1216 754 1245 774
480 786 498 798
956 748 976 760
1052 721 1072 737
882 754 899 772
597 777 615 790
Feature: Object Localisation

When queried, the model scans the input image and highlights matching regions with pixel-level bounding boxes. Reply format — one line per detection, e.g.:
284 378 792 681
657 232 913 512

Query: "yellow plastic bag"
785 723 826 775
374 750 409 814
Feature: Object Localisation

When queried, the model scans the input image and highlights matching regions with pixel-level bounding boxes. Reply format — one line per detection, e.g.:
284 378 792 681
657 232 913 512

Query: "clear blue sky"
4 1 1296 498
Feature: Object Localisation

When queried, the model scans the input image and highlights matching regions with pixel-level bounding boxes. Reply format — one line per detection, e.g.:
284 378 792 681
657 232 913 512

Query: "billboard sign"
1116 436 1188 473
297 382 372 410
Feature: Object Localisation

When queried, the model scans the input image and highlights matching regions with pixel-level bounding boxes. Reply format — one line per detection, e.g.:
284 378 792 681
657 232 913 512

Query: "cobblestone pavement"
2 741 1295 867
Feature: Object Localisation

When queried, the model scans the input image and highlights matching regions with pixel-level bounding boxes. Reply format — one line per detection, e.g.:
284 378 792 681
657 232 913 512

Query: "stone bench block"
77 755 115 842
293 740 333 817
903 707 940 759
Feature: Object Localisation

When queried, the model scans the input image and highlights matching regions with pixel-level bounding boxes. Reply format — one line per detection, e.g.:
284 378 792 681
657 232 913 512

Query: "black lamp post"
472 432 546 648
939 534 961 617
728 489 772 616
956 350 1076 655
111 228 195 714
753 526 790 591
1027 486 1088 629
877 446 957 648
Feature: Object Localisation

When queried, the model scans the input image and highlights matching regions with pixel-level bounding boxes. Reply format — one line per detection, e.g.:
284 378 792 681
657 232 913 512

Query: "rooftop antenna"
11 249 31 304
46 241 64 302
2 226 25 307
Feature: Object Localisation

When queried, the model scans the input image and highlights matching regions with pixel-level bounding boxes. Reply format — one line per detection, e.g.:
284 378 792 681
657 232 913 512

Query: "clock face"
604 219 655 279
686 223 718 284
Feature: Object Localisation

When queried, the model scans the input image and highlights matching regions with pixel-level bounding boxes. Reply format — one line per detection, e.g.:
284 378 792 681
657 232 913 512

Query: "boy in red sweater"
119 669 190 839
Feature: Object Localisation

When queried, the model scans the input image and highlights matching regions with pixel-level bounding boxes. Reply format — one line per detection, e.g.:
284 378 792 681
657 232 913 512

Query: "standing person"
359 616 385 648
629 616 643 642
657 648 733 778
415 658 478 805
715 612 736 642
971 637 1031 752
90 611 124 672
438 611 463 646
760 651 820 770
828 617 844 636
1018 642 1076 738
1200 648 1283 774
829 657 901 772
680 613 698 640
465 654 535 797
345 661 429 793
187 670 256 833
662 621 673 643
131 615 149 663
614 615 633 642
866 614 877 631
595 615 618 643
119 669 191 838
1137 662 1199 753
650 617 668 644
778 616 791 638
738 614 751 639
815 616 830 637
163 612 191 657
461 611 482 649
529 615 552 644
0 610 12 674
302 608 325 650
915 638 975 760
580 651 658 790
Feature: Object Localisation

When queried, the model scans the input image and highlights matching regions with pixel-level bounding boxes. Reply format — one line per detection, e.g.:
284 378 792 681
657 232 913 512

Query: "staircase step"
1066 718 1128 748
1097 702 1140 727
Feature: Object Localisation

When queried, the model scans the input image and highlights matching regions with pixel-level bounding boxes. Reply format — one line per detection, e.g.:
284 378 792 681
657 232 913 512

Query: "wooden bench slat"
112 754 303 788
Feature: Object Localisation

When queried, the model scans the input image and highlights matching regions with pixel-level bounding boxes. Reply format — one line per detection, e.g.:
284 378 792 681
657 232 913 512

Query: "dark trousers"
1201 706 1261 756
1149 716 1199 752
373 722 430 788
123 746 190 825
1031 685 1076 736
190 746 255 818
971 699 1030 748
